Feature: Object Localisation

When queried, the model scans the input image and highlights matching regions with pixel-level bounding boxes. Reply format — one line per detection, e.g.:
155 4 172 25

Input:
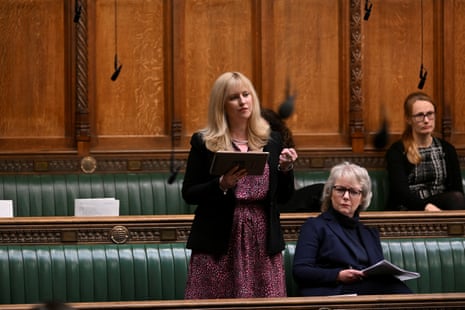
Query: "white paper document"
0 200 13 217
362 259 420 281
74 198 120 216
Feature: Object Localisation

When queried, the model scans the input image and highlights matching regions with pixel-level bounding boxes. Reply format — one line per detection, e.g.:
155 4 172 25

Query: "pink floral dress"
184 163 287 299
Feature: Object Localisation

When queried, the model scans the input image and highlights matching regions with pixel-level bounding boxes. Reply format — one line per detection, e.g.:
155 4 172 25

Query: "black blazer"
182 131 294 256
385 138 463 210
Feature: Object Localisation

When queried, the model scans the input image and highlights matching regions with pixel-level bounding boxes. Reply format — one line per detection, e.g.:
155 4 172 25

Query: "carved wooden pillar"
438 1 451 141
74 0 90 155
349 0 365 153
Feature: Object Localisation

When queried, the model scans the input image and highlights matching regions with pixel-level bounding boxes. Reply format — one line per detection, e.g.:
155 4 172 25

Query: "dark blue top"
292 207 384 296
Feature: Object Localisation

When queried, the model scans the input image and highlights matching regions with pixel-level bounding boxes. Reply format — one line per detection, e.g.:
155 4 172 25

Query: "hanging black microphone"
167 121 182 184
167 143 181 184
73 0 81 23
111 54 123 81
278 95 295 119
111 0 122 81
364 0 373 21
417 2 427 90
278 78 296 119
373 117 389 149
167 164 181 185
418 64 427 89
373 103 389 149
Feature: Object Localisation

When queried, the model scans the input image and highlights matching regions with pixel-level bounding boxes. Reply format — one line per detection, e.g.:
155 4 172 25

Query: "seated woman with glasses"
385 91 465 211
292 162 412 296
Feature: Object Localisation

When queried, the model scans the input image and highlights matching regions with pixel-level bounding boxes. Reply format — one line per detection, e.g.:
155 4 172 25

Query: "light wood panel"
0 0 73 151
89 0 169 151
174 0 258 137
362 0 436 139
1 0 465 171
261 0 351 150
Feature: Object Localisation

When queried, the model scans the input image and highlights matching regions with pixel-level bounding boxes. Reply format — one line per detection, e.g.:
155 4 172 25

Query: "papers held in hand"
362 259 420 281
210 151 269 175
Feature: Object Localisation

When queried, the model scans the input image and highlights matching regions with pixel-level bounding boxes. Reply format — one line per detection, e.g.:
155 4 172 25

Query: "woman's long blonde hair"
401 92 436 164
201 72 270 152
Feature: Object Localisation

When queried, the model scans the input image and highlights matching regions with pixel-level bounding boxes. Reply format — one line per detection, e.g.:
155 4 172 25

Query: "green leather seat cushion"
0 238 464 304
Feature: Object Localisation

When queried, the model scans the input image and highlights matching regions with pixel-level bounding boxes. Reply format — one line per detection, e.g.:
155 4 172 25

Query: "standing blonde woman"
385 91 465 211
182 72 298 298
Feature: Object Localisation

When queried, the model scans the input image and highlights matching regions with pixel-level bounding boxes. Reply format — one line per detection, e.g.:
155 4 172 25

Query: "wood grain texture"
262 0 350 149
446 1 465 144
1 0 465 164
362 0 440 149
0 0 71 150
92 0 166 150
176 0 256 135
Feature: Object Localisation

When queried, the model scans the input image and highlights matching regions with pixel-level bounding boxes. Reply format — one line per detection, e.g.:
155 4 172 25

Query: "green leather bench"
1 238 464 304
0 173 193 216
285 238 465 296
0 170 463 216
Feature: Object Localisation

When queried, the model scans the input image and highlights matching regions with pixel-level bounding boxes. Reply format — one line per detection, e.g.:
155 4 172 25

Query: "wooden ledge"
282 210 465 240
0 211 465 245
2 293 465 310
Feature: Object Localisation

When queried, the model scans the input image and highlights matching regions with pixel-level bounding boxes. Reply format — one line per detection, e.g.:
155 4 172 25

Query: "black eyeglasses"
412 111 435 122
332 186 362 198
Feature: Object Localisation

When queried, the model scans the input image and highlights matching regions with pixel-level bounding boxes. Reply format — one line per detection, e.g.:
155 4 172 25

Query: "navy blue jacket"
293 210 384 296
182 131 294 256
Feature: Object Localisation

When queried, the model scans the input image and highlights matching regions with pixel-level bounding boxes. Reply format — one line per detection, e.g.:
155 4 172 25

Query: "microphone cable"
111 0 122 81
417 0 427 89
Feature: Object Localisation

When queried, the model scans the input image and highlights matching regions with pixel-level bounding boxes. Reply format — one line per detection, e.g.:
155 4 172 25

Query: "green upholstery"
381 238 465 294
0 244 191 304
286 238 465 296
0 169 463 216
0 238 464 304
294 169 465 211
0 173 194 216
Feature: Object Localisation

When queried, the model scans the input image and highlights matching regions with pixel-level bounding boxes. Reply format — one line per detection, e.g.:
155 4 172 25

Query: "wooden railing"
1 211 465 245
2 293 465 310
2 212 465 309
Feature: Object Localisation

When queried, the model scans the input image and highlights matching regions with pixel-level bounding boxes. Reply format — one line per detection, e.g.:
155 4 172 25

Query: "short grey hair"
320 162 373 212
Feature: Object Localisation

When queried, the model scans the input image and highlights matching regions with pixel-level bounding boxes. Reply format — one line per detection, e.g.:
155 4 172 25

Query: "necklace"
232 138 248 145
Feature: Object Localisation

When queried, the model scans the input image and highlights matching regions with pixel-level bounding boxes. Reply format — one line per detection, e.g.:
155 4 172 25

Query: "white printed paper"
0 200 13 217
74 198 119 216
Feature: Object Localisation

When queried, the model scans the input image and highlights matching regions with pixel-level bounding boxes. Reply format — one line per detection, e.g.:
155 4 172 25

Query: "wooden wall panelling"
88 0 170 152
434 0 448 140
261 0 352 151
2 1 465 173
360 0 465 152
0 0 75 153
362 0 435 150
174 0 258 148
443 0 465 147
